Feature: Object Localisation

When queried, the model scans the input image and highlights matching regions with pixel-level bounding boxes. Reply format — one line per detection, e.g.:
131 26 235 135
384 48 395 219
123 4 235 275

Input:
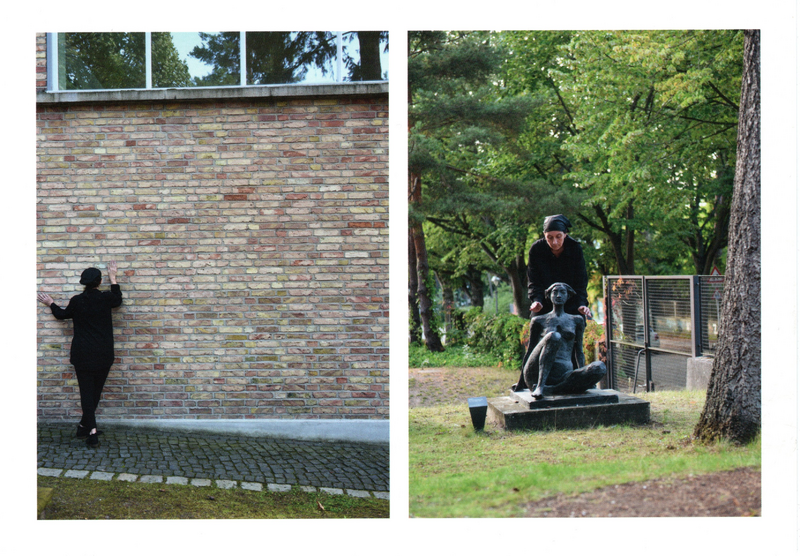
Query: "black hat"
543 214 571 233
79 268 102 285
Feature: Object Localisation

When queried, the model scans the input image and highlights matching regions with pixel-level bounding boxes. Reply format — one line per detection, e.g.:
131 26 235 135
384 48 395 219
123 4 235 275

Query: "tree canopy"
409 30 744 338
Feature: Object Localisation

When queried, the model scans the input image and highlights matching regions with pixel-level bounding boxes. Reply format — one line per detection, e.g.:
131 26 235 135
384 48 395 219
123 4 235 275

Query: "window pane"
58 32 146 90
342 31 389 81
178 32 241 87
245 32 338 85
152 32 197 88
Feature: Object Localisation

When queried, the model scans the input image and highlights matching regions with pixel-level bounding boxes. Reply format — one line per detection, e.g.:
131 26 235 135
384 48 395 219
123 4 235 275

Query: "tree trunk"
583 204 634 275
355 32 382 81
624 202 635 274
409 172 444 352
463 265 484 309
694 30 760 444
408 229 422 344
501 255 530 319
436 271 455 344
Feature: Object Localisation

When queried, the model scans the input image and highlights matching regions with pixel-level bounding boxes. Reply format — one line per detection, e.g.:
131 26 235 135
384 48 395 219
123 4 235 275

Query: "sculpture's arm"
573 315 586 368
529 318 545 348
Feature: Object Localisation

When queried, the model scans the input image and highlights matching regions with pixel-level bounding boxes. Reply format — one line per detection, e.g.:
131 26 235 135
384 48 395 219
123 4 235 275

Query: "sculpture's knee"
585 361 607 380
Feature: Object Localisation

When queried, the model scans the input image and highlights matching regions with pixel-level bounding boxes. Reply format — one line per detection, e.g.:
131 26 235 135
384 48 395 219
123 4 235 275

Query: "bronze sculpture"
521 282 606 399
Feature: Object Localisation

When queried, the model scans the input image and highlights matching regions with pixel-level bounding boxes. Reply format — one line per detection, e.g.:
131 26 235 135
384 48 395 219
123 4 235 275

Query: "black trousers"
74 366 111 430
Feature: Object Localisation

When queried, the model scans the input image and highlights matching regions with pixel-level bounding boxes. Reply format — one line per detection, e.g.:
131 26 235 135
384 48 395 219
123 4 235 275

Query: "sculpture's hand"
530 301 543 314
37 293 54 306
578 306 593 320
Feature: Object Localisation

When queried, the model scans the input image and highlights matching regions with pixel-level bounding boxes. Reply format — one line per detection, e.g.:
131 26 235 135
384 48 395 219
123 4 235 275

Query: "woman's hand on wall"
107 261 118 284
37 293 54 306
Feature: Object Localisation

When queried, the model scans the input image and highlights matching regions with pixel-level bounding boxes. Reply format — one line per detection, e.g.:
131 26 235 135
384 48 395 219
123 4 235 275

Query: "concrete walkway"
37 422 389 499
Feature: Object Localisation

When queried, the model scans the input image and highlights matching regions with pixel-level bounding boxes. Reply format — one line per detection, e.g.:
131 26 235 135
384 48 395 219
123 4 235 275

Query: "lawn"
409 366 760 518
38 476 389 519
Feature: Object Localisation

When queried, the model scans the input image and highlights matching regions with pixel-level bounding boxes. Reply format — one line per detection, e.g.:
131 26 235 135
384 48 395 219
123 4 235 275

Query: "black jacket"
49 284 123 370
527 236 588 315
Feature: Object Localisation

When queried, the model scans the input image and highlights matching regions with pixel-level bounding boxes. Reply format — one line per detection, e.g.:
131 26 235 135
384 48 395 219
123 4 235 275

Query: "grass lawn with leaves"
409 366 760 518
37 476 389 519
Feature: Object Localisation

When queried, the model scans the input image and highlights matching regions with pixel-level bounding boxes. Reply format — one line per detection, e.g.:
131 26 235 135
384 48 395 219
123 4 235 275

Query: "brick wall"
36 93 389 420
36 33 47 91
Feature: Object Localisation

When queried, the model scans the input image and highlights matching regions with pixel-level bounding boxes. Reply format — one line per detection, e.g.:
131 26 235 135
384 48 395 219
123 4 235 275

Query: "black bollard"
468 396 488 431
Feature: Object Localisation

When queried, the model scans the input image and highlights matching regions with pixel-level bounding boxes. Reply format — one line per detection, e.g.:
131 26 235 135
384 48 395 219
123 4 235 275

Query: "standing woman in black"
38 261 123 447
512 216 592 392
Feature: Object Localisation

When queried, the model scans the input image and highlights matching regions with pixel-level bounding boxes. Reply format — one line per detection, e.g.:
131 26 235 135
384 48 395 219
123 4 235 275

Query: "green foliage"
463 308 527 368
583 320 606 363
61 32 149 89
411 30 745 333
408 343 501 369
152 33 193 87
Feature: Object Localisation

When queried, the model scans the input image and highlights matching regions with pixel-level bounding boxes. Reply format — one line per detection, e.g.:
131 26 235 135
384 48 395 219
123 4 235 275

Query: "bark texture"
409 172 444 352
408 229 422 344
694 30 760 444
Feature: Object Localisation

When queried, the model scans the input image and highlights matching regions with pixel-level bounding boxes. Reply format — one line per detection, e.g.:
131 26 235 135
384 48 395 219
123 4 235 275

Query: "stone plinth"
488 389 649 431
686 357 714 390
509 389 619 409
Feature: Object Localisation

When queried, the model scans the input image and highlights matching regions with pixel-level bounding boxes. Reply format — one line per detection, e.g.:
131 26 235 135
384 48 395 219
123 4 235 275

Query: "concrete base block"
488 389 649 431
687 357 714 390
92 418 389 445
510 388 619 409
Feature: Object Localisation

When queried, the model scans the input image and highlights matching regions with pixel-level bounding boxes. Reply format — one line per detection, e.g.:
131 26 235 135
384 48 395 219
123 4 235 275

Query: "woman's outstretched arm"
38 292 74 319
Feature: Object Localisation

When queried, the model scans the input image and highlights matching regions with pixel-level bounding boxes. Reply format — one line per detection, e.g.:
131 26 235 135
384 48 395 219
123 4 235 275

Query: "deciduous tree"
694 30 760 444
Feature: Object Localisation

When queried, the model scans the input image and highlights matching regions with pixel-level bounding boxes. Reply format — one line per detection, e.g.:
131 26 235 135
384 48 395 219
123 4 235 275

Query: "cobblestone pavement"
37 423 389 497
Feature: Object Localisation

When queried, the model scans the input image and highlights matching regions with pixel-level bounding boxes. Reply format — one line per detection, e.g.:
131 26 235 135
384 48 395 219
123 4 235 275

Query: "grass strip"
38 476 389 519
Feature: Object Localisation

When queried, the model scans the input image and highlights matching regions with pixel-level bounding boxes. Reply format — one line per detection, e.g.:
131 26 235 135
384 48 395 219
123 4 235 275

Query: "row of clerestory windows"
46 32 389 92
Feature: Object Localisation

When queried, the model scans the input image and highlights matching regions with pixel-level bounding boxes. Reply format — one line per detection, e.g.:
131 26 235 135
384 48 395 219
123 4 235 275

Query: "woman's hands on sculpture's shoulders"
530 301 543 314
578 306 593 320
108 260 118 284
37 293 54 306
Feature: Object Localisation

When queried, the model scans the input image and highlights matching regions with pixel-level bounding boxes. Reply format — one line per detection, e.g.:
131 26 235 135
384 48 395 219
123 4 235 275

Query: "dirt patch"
409 366 512 408
524 467 760 517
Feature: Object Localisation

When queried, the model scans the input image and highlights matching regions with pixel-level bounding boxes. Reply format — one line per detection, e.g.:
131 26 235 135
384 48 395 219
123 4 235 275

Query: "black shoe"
86 432 99 448
77 425 103 439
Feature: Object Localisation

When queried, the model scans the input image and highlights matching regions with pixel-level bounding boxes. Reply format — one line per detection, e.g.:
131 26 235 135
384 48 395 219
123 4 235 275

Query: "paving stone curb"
37 468 389 500
38 424 388 493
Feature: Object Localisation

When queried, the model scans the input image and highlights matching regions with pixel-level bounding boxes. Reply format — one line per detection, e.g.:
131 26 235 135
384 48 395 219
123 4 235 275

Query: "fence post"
603 276 614 390
690 276 702 358
640 277 649 391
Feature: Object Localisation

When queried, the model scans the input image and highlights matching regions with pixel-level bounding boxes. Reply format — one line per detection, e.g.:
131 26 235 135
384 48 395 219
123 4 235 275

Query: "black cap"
79 268 102 285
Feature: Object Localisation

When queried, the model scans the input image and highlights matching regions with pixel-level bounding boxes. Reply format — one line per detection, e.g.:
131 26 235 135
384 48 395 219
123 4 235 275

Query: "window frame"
46 31 387 93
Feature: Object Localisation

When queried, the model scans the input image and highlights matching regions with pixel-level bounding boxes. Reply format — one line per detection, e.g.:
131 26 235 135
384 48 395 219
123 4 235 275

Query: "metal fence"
604 275 722 393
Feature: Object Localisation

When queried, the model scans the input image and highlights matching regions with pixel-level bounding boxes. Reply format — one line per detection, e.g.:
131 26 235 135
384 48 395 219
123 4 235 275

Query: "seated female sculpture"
522 282 606 399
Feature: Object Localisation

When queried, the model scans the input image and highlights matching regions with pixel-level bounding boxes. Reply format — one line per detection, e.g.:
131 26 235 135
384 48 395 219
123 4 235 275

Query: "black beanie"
79 267 102 285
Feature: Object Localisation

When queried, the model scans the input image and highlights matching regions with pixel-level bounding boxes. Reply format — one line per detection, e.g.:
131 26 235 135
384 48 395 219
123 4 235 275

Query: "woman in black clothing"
513 216 592 392
38 261 123 447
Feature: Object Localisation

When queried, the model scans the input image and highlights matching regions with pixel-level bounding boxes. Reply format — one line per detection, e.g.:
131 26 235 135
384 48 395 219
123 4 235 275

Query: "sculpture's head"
545 282 575 306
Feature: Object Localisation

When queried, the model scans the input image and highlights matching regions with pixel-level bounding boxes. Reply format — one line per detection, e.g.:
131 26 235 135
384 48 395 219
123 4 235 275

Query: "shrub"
463 309 527 369
583 320 607 363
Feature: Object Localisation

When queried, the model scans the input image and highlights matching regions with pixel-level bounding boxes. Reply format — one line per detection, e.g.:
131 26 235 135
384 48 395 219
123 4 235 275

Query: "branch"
547 77 577 135
707 81 739 111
